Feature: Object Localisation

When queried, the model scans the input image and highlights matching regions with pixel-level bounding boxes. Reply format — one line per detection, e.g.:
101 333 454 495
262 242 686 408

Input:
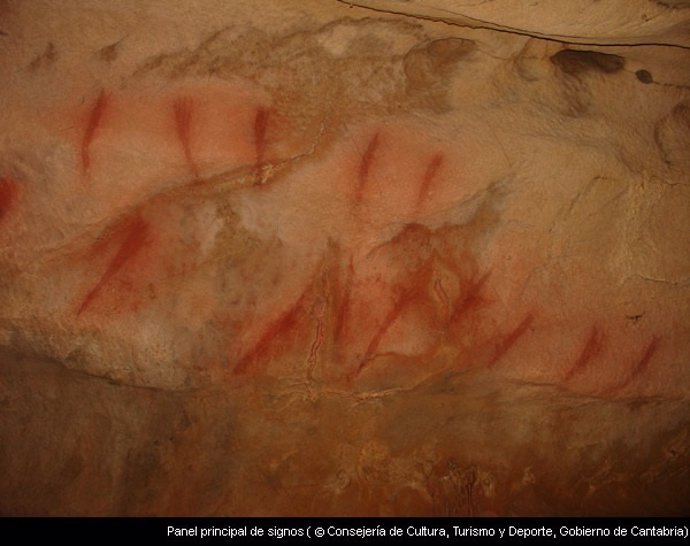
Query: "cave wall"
0 0 689 515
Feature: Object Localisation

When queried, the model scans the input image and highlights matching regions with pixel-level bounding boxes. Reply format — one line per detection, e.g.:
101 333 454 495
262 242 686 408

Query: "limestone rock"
0 0 688 515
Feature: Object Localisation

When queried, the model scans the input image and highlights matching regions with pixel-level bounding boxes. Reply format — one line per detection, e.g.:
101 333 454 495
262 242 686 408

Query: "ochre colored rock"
0 0 688 515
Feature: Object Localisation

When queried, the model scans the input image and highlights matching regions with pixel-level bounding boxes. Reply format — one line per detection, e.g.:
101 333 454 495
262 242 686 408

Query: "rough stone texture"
0 0 688 515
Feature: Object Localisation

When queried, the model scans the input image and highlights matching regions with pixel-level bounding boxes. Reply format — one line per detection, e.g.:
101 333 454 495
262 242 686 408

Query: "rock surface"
0 0 688 515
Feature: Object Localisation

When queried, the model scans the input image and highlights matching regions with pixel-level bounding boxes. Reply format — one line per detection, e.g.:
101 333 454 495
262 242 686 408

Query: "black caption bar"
1 517 688 544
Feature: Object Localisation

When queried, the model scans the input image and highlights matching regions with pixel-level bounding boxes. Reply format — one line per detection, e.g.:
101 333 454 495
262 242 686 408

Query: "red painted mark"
450 271 491 324
81 90 108 174
355 133 380 203
234 293 306 375
630 336 660 379
606 336 661 393
488 313 534 367
564 326 604 381
77 215 149 315
0 177 18 220
355 287 414 377
416 153 444 210
354 260 432 377
253 107 269 185
173 96 198 178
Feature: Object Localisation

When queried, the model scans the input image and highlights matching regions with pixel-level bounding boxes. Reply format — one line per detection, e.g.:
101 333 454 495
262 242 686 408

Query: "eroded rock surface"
0 0 688 515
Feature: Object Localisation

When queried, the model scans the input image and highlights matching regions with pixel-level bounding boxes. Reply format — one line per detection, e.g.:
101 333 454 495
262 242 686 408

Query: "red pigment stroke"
355 287 415 377
0 177 18 220
77 215 149 315
81 90 108 173
354 260 433 377
253 106 269 185
630 336 660 379
233 289 309 376
354 133 380 203
488 313 534 367
173 96 198 178
607 336 661 392
564 326 604 381
449 271 491 324
416 153 444 210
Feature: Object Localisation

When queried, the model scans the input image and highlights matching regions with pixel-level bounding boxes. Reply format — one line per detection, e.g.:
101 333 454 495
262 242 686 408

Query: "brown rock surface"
0 0 688 515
